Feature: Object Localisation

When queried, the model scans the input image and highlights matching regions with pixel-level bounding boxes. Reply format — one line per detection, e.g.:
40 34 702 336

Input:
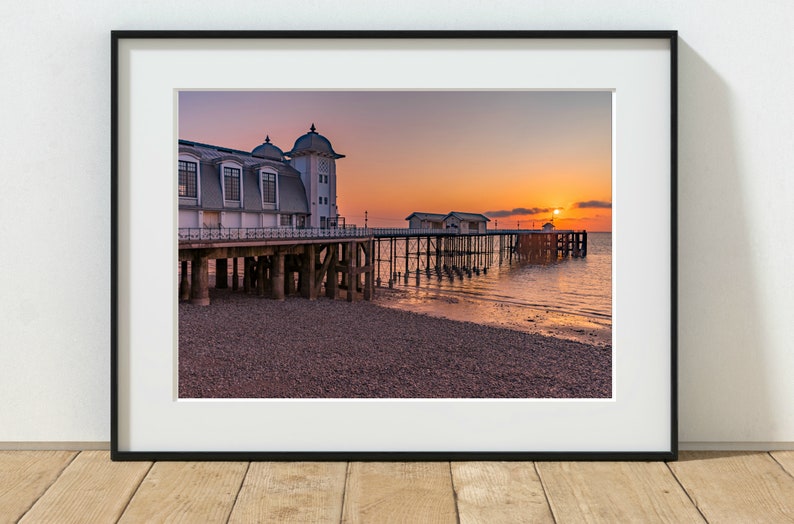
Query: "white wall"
1 0 792 446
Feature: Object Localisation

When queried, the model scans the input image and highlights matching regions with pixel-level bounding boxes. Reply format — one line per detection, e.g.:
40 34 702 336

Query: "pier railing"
371 227 459 237
179 227 585 243
178 227 373 242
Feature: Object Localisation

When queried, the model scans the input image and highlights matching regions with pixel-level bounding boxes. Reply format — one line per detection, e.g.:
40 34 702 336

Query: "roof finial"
310 123 317 133
265 135 271 143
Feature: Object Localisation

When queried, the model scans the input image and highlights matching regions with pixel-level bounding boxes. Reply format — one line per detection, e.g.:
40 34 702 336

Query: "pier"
372 229 587 287
178 228 586 305
178 228 374 306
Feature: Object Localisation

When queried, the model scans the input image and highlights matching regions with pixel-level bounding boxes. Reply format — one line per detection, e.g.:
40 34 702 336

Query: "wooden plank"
118 461 248 523
342 462 457 523
19 451 150 523
228 462 346 523
670 451 794 523
0 450 76 524
537 461 704 523
452 461 554 523
771 450 794 478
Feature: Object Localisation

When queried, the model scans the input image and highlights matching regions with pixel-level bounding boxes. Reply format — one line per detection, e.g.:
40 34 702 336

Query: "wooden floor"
2 451 793 523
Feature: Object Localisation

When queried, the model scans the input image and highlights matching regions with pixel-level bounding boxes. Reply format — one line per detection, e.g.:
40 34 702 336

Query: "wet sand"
179 289 611 399
375 287 612 347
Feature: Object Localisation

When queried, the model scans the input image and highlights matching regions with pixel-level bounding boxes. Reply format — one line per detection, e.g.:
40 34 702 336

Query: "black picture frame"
112 30 677 461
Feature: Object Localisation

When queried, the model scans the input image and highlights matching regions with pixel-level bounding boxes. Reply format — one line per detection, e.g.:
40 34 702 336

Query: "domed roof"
286 124 345 159
251 135 285 161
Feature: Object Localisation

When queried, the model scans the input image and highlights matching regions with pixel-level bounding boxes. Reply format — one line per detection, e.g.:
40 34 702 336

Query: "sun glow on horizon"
179 91 612 231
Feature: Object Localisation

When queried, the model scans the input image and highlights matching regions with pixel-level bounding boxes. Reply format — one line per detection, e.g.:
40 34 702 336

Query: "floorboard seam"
533 462 558 524
338 462 350 524
17 450 80 523
665 461 710 523
448 462 461 524
224 461 251 524
114 460 155 523
768 452 794 481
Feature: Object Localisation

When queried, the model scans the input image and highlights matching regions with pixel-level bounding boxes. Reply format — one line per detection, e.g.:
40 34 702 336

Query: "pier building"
178 124 344 231
405 212 490 233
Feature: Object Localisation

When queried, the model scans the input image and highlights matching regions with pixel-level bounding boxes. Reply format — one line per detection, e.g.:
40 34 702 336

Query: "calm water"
376 233 612 339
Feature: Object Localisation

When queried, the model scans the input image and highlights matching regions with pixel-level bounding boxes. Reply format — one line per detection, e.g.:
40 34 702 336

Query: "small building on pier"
405 212 447 230
178 124 344 230
443 212 490 234
406 211 490 233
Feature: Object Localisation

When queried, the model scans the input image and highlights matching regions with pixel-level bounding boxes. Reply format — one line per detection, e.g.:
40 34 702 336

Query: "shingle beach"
179 289 611 399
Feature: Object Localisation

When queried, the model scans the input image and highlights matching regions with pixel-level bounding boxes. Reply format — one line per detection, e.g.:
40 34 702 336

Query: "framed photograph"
112 31 677 460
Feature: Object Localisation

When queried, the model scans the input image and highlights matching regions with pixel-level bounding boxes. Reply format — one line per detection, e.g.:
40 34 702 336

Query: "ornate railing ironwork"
178 227 373 242
178 227 582 243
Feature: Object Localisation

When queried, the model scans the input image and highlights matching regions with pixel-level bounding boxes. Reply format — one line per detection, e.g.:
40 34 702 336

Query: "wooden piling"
347 241 357 302
301 244 316 299
232 257 239 290
179 261 190 301
364 239 374 301
215 258 228 289
326 244 338 299
271 252 285 300
189 254 209 306
257 255 267 296
243 257 252 293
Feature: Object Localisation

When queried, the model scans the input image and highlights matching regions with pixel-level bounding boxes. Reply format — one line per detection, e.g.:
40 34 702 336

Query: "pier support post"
271 252 285 301
341 243 349 291
364 240 374 301
179 261 190 301
301 244 317 300
232 258 239 290
326 244 338 299
215 258 228 289
243 257 252 293
347 241 357 302
286 259 297 296
257 255 267 296
190 254 210 306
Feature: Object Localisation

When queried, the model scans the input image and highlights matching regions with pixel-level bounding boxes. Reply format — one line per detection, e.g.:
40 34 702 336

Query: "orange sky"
179 91 612 231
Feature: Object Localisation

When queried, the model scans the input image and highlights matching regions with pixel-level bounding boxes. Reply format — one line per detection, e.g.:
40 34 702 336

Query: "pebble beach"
179 289 612 399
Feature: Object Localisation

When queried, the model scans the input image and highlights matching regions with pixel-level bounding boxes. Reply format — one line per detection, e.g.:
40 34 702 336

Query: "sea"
374 232 612 346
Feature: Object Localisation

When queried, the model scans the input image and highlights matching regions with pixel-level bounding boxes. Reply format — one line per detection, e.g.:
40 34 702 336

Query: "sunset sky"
179 91 612 231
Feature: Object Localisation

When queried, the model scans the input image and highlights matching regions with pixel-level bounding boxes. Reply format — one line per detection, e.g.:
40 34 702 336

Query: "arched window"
260 169 278 208
216 158 244 207
178 151 202 204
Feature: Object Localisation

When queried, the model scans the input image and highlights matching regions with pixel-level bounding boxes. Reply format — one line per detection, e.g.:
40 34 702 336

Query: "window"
261 173 276 204
324 175 328 183
280 214 291 227
318 174 323 184
179 161 197 197
223 167 240 201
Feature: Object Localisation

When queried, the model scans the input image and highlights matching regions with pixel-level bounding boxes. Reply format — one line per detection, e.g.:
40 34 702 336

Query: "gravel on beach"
179 289 612 399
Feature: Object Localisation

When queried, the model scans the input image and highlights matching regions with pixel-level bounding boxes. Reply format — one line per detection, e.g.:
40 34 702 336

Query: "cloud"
483 207 554 218
574 200 612 209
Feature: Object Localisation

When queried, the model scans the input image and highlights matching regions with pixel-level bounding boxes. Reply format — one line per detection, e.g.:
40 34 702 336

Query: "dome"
251 135 285 161
286 124 345 159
